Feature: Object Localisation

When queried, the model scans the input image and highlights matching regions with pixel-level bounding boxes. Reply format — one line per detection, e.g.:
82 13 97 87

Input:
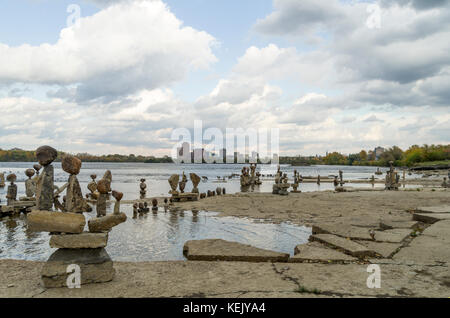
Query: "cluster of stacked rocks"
26 146 126 288
272 166 290 195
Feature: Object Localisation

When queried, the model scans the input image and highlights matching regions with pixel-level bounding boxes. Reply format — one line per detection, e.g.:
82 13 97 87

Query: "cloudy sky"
0 0 449 156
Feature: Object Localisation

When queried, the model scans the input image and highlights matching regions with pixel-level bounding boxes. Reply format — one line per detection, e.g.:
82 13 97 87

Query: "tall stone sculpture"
0 172 5 188
35 145 58 211
112 191 123 215
179 172 187 193
103 170 112 193
6 174 18 205
96 178 110 217
25 168 36 198
168 174 180 195
62 155 90 213
87 174 98 199
190 173 201 194
140 178 147 199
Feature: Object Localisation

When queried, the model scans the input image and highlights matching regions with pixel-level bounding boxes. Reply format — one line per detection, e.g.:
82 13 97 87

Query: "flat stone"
27 211 86 234
379 220 420 231
312 223 373 240
49 232 108 249
355 241 402 258
309 234 376 258
41 248 114 288
373 229 412 243
290 242 356 263
88 213 127 233
415 206 450 214
413 213 450 224
183 239 289 262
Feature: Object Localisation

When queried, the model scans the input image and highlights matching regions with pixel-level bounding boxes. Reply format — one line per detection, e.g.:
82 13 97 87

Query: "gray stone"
41 248 114 288
415 206 450 214
312 223 374 240
36 145 58 166
27 211 86 234
88 213 127 233
373 229 412 243
183 239 289 262
379 220 420 231
413 213 450 224
309 234 377 258
355 241 402 258
49 232 108 249
35 165 54 211
290 242 356 263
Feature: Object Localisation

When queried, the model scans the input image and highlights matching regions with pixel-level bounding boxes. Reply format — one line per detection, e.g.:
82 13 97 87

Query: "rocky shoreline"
1 189 449 298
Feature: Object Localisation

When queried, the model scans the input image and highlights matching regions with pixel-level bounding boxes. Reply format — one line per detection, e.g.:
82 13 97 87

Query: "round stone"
97 179 111 194
33 164 42 172
112 190 123 201
152 199 158 207
90 174 97 180
61 155 82 175
25 169 35 178
7 174 17 183
36 146 58 166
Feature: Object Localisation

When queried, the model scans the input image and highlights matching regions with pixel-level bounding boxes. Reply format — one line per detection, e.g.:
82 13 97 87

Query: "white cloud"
0 0 217 101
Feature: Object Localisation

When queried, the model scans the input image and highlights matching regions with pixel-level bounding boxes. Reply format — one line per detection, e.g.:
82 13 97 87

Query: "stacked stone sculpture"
385 161 400 190
24 169 36 198
96 177 110 217
140 178 147 199
27 148 126 288
190 173 201 194
6 174 18 205
272 167 290 195
169 173 199 202
0 172 5 188
87 174 99 200
35 145 58 211
62 155 91 213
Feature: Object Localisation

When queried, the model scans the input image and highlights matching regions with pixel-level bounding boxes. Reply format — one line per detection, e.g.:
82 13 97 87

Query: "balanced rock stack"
28 199 126 288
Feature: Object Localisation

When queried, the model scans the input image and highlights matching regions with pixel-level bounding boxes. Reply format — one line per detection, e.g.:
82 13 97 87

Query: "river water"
0 162 421 262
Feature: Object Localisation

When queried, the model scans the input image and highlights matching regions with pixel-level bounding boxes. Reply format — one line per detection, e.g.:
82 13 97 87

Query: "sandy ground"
1 188 449 298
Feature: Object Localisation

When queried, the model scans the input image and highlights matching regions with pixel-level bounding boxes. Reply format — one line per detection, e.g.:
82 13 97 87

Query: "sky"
0 0 449 157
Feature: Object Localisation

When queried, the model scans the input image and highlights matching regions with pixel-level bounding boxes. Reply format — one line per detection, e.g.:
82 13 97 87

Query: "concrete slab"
183 239 290 263
373 229 412 243
312 223 373 240
309 234 376 258
413 213 450 224
415 206 450 214
355 241 402 258
290 242 356 263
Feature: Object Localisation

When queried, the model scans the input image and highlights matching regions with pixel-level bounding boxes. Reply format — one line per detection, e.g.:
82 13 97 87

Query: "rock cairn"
27 153 126 288
385 161 400 190
273 167 290 195
0 172 5 188
6 174 18 205
139 178 147 199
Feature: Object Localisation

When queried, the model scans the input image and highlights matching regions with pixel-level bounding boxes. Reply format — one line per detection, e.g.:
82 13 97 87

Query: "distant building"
374 147 385 160
219 148 226 163
177 142 190 163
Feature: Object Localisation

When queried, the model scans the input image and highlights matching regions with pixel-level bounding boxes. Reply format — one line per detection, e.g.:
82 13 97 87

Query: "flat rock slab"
290 242 356 263
379 220 420 231
41 248 115 288
312 223 373 240
88 213 127 233
49 232 108 249
183 239 289 263
27 211 86 234
355 241 402 258
373 229 412 243
413 213 450 224
309 234 376 258
415 206 450 214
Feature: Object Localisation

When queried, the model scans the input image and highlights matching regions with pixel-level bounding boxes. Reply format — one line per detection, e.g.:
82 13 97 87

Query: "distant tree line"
280 144 450 167
0 148 173 163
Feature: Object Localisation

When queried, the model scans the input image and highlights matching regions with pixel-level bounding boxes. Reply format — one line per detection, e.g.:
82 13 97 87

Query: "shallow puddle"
0 206 311 262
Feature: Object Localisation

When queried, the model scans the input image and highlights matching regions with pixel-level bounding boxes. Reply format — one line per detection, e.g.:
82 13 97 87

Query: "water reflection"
0 205 311 262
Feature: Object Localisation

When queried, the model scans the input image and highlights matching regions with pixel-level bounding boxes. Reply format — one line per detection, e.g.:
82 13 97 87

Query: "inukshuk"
62 155 91 213
27 189 126 288
25 169 36 198
6 174 17 205
35 145 58 211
